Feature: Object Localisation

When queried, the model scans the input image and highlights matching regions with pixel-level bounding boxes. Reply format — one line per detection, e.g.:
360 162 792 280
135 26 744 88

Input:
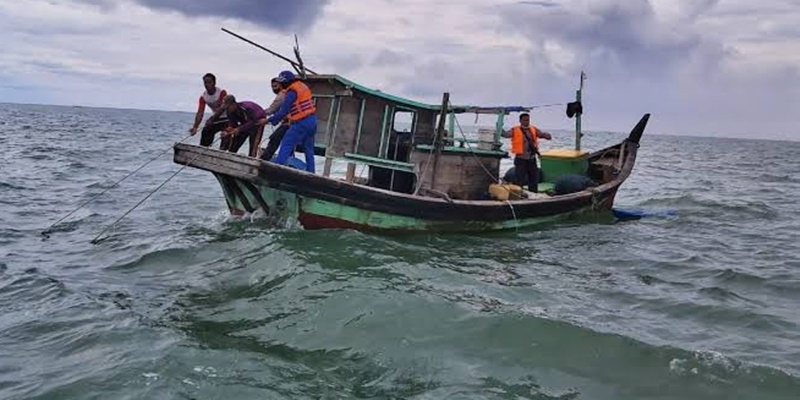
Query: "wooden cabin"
304 74 518 200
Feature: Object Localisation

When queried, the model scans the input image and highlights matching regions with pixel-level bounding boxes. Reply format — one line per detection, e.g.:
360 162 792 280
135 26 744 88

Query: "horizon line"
1 101 795 143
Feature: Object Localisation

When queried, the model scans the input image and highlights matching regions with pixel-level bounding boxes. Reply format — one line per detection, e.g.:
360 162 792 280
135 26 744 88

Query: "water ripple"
2 104 800 399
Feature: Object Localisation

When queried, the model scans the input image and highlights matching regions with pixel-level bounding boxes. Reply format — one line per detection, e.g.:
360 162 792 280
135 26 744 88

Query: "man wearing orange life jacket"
501 113 552 192
189 73 228 148
265 70 317 173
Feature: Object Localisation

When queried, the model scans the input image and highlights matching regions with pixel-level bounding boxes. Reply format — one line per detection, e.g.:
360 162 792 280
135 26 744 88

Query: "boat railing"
341 152 416 173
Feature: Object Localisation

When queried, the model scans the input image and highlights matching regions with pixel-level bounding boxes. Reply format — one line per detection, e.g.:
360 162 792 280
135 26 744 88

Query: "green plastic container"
539 149 589 183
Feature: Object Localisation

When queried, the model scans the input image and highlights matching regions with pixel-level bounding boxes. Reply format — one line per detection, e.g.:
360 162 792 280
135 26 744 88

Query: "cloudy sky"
1 0 798 140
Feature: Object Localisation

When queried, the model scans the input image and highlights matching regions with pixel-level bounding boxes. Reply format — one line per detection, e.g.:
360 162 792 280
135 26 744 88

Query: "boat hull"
211 171 617 231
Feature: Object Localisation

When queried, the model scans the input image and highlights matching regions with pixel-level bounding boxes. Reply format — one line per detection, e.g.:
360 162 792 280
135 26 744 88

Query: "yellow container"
488 183 525 201
540 149 589 159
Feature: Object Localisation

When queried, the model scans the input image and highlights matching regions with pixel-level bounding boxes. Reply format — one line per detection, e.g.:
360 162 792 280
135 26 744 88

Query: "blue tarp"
612 208 679 221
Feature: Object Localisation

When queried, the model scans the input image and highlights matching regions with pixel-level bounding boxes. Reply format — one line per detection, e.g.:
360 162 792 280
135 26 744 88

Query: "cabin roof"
305 74 533 115
306 74 439 110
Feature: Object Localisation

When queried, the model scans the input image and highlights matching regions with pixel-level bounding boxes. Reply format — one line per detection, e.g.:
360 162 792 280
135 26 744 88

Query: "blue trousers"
274 114 317 173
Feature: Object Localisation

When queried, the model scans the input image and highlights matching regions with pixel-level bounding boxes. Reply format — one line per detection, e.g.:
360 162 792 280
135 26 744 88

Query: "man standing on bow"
189 73 228 148
221 94 267 157
502 113 552 192
265 70 317 173
259 77 290 161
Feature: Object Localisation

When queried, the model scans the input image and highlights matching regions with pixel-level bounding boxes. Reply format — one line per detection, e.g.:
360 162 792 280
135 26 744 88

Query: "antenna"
293 34 307 79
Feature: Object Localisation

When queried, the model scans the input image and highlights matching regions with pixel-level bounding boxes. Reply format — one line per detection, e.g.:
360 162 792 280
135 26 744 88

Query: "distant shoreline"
1 101 795 143
0 101 192 115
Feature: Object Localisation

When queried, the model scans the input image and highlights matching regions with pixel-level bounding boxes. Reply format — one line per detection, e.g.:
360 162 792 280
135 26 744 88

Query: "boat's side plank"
175 149 259 180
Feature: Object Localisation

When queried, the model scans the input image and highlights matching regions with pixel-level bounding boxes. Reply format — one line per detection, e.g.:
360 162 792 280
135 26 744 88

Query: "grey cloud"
94 0 331 32
0 83 43 92
370 50 410 67
324 53 366 75
394 57 457 99
517 1 558 8
497 1 729 77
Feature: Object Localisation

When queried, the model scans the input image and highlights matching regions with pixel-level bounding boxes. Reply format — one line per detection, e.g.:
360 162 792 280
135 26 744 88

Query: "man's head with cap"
275 70 296 85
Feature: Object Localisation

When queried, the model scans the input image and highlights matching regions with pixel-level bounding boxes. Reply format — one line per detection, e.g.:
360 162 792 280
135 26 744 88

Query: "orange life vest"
287 81 316 122
510 125 539 155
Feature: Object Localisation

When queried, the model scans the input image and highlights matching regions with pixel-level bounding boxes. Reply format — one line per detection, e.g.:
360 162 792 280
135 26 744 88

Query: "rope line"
452 110 501 184
412 118 442 195
505 199 519 233
90 138 218 244
42 133 193 236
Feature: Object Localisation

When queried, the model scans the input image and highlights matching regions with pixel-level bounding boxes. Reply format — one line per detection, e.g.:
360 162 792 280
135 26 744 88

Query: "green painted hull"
213 173 599 232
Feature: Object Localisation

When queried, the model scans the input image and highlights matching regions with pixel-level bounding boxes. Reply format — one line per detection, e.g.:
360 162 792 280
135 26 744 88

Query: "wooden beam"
430 92 450 189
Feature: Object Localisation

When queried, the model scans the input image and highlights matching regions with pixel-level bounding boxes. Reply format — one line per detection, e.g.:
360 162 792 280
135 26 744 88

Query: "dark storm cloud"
92 0 332 32
517 1 558 8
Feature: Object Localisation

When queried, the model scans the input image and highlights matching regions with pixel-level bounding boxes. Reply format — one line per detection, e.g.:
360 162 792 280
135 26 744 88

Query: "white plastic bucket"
477 128 495 150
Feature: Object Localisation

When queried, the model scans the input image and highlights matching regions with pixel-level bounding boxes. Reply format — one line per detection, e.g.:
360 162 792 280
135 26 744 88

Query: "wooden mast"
575 70 586 151
429 92 450 189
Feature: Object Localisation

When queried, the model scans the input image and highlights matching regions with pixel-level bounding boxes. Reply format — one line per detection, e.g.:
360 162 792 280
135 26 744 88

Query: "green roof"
307 74 535 115
321 74 440 110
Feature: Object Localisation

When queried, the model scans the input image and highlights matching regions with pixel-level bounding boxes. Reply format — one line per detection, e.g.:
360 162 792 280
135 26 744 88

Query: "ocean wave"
0 268 69 309
711 268 769 285
638 193 780 220
108 246 206 271
0 181 30 191
757 173 800 183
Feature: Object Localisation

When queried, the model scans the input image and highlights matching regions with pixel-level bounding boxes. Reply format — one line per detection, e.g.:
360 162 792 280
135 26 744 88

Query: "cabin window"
393 110 415 134
387 110 415 162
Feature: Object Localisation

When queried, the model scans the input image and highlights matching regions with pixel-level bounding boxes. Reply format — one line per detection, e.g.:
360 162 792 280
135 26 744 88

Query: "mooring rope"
452 110 501 184
454 108 529 232
90 138 219 244
412 120 441 196
505 199 519 233
41 133 194 237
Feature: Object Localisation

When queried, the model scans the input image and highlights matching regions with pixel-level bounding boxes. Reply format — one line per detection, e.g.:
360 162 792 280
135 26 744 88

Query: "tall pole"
220 27 318 75
430 92 450 189
575 70 585 151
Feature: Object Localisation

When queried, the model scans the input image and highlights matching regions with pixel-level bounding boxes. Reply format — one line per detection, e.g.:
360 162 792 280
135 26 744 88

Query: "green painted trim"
415 144 507 158
234 179 259 211
409 112 418 149
448 112 455 137
213 174 238 212
333 75 440 110
300 197 579 231
342 152 415 172
495 113 506 144
331 96 342 148
354 98 366 153
444 137 482 144
396 105 419 112
386 106 397 158
324 97 337 140
379 105 390 157
212 174 594 232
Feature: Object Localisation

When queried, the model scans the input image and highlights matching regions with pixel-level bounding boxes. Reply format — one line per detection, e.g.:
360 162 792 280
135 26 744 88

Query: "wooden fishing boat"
173 69 650 232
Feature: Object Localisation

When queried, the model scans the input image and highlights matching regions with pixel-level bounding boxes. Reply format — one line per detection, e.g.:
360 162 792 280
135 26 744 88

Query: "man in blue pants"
266 70 317 173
